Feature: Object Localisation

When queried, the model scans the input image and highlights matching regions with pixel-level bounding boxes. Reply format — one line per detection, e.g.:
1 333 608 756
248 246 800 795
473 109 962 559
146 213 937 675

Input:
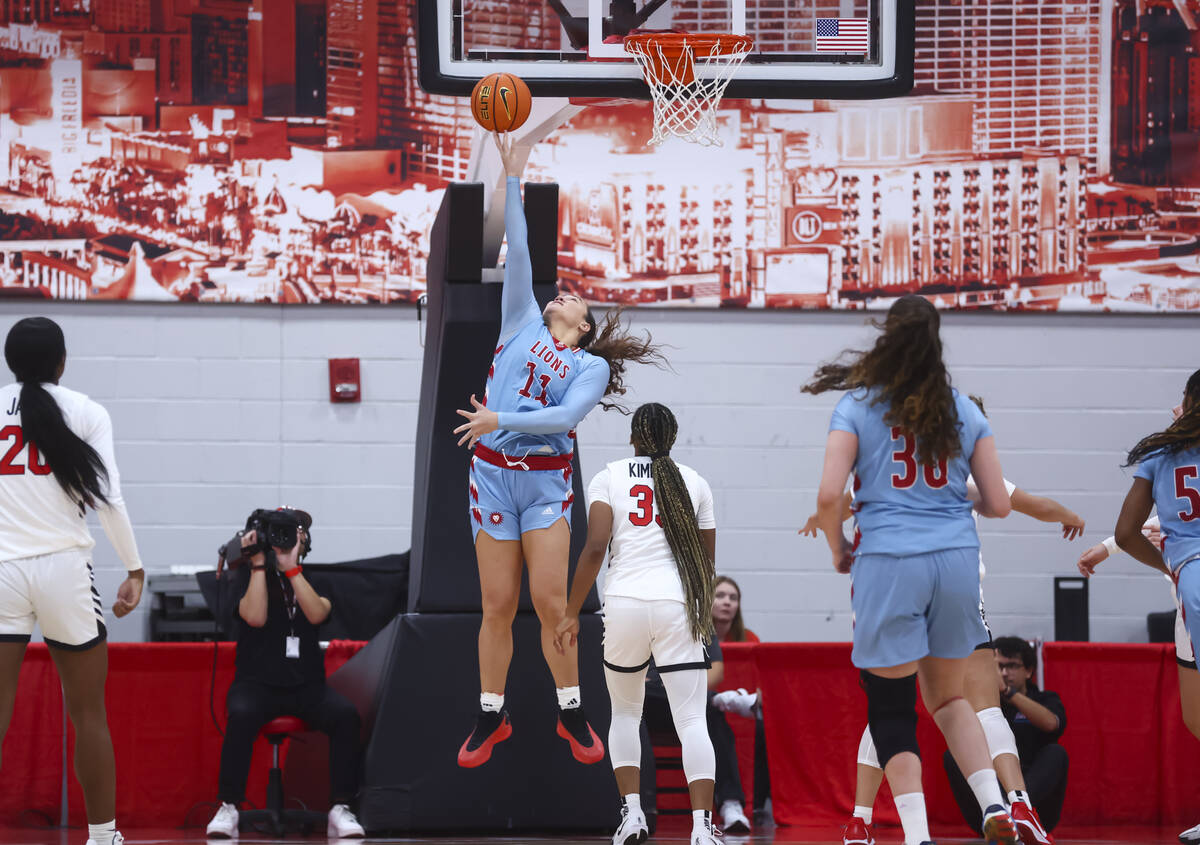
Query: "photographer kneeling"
206 508 364 839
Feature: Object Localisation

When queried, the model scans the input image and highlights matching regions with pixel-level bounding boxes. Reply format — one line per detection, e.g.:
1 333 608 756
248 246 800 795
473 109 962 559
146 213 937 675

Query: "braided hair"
631 402 714 642
1126 368 1200 466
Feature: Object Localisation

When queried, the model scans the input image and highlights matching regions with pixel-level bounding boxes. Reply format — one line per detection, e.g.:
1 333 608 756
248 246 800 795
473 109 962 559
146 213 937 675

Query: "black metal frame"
415 0 915 101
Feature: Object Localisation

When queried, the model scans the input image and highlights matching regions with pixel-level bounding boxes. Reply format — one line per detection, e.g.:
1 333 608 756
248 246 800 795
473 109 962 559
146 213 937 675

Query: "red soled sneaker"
982 806 1020 845
842 815 876 845
556 705 605 764
457 708 512 768
1010 800 1053 845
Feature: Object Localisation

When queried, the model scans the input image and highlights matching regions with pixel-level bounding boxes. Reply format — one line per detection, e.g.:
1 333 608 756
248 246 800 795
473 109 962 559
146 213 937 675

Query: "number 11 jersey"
587 457 715 604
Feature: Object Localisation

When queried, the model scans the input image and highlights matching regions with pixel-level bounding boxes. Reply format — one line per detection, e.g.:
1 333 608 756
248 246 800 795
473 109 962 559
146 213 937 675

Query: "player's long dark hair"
803 295 960 465
1126 368 1200 466
4 318 109 508
631 403 714 642
580 307 665 412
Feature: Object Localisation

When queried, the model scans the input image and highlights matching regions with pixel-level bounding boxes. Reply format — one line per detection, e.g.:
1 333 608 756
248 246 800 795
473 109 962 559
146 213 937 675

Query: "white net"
624 34 753 147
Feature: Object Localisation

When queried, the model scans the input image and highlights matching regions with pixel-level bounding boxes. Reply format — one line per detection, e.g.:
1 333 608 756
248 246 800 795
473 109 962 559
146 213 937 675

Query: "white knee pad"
977 706 1018 760
857 724 882 769
660 669 716 783
605 666 647 770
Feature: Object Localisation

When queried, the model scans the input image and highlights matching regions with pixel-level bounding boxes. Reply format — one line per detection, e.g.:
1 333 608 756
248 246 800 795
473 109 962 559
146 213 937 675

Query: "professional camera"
217 507 313 573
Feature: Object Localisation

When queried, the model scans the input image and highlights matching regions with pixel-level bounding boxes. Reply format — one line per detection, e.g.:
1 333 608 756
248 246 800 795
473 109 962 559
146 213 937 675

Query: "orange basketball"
471 73 532 134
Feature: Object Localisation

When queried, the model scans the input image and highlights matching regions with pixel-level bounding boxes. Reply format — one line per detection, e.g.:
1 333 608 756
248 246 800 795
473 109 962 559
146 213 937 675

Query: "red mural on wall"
0 0 1194 310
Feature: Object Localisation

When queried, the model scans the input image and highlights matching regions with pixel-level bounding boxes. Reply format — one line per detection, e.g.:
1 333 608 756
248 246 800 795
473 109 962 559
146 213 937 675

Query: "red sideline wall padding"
0 642 363 829
3 641 1196 830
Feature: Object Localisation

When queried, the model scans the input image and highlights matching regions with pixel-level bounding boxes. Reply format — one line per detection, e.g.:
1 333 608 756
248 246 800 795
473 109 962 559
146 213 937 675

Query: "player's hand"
798 512 820 537
112 569 144 618
1145 524 1163 550
1077 543 1108 576
493 132 517 177
553 614 580 655
1061 513 1085 540
454 394 500 448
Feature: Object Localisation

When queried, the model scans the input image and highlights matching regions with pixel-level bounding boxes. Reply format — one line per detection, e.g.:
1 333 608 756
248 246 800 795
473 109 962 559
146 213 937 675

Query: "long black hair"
803 295 959 465
631 402 714 642
4 317 109 508
1126 368 1200 466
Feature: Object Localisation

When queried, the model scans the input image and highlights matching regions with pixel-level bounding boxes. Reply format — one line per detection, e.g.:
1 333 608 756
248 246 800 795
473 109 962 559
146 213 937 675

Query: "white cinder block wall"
3 302 1195 644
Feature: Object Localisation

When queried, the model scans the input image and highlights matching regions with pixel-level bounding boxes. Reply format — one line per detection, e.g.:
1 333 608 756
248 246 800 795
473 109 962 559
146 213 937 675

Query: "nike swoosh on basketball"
499 87 512 118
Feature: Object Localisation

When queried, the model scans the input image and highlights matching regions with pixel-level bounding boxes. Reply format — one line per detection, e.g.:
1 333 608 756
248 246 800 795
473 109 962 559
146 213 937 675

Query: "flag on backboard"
815 18 869 54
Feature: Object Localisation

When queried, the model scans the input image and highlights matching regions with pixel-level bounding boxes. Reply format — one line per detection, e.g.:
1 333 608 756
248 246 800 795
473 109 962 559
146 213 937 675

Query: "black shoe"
457 709 512 768
556 705 605 763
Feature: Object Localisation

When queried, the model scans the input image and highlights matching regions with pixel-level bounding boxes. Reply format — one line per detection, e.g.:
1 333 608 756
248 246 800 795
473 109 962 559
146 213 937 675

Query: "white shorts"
1174 579 1196 669
602 595 708 674
0 549 106 649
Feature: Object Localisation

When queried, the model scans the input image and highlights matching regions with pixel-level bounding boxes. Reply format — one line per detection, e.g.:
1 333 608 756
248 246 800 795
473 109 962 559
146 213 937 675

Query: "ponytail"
4 318 109 508
1126 368 1200 466
580 307 666 413
631 403 714 642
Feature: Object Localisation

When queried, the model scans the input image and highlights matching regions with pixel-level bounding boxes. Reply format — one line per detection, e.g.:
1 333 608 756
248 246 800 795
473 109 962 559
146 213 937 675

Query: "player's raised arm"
497 143 540 343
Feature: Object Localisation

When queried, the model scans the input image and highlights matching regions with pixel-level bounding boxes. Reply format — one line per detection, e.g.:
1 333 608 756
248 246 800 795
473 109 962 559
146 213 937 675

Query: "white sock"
853 804 874 825
692 809 712 832
480 692 504 712
966 768 1005 813
1008 788 1030 807
893 793 930 845
88 821 117 845
557 684 581 710
623 793 641 813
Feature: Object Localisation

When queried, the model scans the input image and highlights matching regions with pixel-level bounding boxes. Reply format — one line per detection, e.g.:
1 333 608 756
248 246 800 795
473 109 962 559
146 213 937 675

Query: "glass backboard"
416 0 914 100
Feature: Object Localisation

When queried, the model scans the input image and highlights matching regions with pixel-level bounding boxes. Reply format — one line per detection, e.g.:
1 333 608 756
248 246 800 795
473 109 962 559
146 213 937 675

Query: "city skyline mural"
0 0 1196 310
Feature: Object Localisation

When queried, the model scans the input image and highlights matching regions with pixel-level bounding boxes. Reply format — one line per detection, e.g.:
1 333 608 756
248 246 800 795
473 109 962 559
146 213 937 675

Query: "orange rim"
623 33 752 86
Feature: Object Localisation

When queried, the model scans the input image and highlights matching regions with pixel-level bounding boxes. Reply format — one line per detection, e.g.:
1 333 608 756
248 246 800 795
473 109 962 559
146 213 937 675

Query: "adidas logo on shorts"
542 506 555 515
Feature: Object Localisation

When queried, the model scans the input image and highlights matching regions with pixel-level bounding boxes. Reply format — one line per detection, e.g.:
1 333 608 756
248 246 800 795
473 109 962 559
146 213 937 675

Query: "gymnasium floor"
0 822 1185 845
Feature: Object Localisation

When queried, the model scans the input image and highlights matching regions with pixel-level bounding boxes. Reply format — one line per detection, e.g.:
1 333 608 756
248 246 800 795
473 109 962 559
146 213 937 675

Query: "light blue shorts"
850 547 988 669
1175 561 1200 667
468 454 574 542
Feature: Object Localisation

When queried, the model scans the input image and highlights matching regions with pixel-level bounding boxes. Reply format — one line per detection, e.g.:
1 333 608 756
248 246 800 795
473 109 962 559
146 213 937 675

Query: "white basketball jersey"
966 475 1017 579
587 457 716 604
0 382 141 568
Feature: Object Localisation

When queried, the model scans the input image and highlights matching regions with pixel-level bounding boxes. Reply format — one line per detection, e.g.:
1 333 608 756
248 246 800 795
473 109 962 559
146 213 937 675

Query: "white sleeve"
84 402 143 572
966 476 1014 503
587 468 612 508
694 474 716 530
1003 478 1017 497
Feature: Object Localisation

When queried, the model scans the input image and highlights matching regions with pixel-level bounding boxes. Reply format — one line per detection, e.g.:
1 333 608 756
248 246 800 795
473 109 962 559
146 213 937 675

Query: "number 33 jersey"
587 457 715 604
830 387 992 557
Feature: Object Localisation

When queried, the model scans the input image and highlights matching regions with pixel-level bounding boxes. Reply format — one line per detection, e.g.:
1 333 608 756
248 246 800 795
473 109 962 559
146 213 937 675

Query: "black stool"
239 716 327 836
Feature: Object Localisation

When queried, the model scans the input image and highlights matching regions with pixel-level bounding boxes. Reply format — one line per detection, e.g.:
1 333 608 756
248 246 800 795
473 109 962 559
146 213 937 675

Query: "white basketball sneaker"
612 802 649 845
205 803 239 839
327 804 365 838
720 800 751 834
1179 821 1200 844
85 832 125 845
691 813 724 845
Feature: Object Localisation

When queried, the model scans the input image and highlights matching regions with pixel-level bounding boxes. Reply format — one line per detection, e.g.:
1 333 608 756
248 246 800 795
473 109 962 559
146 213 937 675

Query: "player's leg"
458 525 522 767
0 640 27 761
1174 568 1200 844
924 548 1017 845
50 643 116 828
524 516 604 763
844 726 882 845
653 600 719 844
850 553 930 845
603 597 652 845
0 559 33 762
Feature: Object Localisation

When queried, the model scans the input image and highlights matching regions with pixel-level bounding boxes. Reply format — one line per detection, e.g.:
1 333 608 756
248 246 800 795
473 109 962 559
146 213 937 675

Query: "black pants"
753 715 771 810
942 744 1069 833
218 678 361 805
638 687 745 812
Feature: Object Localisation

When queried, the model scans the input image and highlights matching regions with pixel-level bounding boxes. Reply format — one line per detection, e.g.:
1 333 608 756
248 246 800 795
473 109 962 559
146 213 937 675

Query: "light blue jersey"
830 388 993 556
1134 447 1200 574
481 176 609 458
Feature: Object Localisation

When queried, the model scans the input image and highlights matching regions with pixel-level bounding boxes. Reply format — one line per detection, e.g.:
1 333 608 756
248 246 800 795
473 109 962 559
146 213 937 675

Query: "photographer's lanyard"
276 571 301 659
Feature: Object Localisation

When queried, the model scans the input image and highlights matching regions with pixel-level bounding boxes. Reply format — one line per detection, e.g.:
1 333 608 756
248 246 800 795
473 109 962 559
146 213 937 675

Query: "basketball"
471 72 532 134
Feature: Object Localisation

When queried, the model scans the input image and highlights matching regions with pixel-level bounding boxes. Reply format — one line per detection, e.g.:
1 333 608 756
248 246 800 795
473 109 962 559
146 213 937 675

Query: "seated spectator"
710 576 772 825
943 636 1068 835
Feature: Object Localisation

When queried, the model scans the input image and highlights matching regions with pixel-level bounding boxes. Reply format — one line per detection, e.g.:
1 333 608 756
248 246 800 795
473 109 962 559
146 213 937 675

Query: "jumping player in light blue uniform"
452 148 661 769
1117 369 1200 673
804 295 1020 845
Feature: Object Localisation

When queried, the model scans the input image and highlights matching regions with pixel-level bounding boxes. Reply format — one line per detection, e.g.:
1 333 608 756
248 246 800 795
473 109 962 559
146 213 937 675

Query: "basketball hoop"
623 32 753 147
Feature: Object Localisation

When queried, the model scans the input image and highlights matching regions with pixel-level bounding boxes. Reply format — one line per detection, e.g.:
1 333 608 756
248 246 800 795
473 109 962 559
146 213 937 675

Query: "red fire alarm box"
329 358 361 403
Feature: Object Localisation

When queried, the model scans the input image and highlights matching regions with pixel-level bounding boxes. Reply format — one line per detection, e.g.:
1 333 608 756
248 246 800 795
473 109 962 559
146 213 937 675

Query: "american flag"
815 18 870 54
